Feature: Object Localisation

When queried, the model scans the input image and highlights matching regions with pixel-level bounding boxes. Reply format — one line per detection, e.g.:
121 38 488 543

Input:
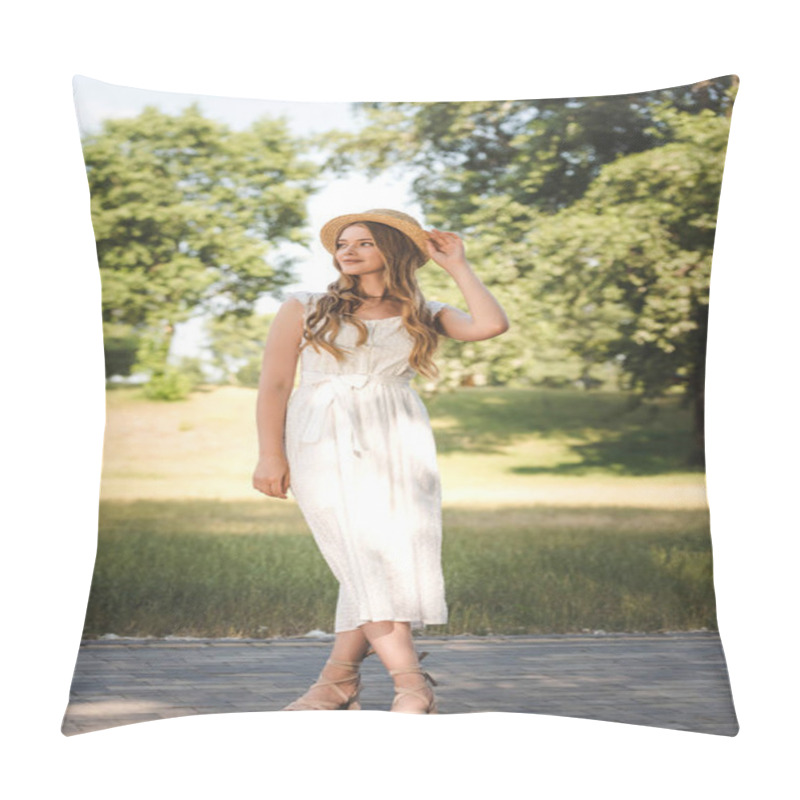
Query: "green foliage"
174 356 207 388
205 310 272 385
133 325 171 373
235 356 263 388
80 104 321 376
316 77 736 219
134 327 204 399
525 104 733 415
102 322 140 378
141 366 194 401
321 79 737 465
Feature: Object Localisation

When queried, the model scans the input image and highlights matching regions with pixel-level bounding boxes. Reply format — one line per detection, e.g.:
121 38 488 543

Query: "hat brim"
320 213 431 268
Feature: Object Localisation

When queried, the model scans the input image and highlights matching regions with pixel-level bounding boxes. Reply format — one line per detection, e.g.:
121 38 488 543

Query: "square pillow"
62 73 739 736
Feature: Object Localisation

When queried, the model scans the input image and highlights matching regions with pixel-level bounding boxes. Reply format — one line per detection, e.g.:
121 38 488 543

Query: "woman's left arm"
425 228 511 342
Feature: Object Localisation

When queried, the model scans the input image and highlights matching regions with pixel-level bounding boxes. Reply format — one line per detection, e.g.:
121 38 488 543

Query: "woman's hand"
252 454 291 499
425 228 468 272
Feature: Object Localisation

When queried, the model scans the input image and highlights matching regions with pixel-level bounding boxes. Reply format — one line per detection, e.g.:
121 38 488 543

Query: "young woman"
252 208 509 713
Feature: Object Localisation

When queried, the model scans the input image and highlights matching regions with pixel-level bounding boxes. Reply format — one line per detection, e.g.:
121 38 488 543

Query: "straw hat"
320 209 431 268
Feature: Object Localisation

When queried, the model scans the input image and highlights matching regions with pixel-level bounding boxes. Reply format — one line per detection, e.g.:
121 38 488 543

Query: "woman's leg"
284 628 371 708
360 620 435 713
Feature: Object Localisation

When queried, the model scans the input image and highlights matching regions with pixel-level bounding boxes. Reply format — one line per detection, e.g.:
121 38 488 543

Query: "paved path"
61 632 738 736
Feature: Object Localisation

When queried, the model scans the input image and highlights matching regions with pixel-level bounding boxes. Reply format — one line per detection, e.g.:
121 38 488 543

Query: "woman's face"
334 224 387 276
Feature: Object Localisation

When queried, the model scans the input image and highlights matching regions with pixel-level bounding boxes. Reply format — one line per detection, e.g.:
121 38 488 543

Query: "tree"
316 76 737 221
525 102 735 465
81 104 320 391
101 322 140 378
314 78 737 464
205 311 272 386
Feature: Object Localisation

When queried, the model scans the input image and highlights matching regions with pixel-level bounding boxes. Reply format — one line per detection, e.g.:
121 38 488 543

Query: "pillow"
62 73 739 736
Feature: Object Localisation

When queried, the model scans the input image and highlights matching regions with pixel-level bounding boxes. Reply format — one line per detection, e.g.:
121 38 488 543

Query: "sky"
72 74 424 363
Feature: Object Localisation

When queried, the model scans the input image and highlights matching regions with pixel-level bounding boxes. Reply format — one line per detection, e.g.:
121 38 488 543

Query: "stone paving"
61 632 739 737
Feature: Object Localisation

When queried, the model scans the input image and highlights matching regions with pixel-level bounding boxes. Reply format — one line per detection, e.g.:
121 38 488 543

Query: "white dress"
283 291 454 633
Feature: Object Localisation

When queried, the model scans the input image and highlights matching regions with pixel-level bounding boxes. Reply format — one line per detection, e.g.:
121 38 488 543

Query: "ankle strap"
389 666 438 686
388 653 438 685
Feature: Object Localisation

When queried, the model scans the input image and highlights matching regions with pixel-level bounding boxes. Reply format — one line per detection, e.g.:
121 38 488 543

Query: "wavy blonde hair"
299 221 443 379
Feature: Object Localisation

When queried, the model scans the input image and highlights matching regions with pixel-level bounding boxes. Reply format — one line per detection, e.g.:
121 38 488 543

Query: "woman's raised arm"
425 228 510 342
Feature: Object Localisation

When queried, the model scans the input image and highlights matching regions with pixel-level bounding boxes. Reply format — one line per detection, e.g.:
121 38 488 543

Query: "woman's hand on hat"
426 228 468 271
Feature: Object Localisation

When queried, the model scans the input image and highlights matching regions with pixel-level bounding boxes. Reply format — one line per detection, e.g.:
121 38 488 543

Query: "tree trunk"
691 382 706 469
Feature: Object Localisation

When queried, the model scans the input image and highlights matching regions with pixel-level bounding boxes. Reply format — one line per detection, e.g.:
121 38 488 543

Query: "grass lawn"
83 384 716 638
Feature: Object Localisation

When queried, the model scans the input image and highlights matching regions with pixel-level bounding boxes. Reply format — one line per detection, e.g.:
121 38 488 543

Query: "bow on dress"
298 371 411 455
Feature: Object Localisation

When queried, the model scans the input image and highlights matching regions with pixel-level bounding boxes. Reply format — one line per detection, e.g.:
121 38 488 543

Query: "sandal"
389 651 439 714
282 646 376 711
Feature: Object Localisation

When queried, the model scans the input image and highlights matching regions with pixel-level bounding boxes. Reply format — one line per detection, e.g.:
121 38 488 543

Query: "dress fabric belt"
298 370 413 454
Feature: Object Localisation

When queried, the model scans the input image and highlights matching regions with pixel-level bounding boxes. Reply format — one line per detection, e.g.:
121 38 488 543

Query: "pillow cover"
62 73 739 736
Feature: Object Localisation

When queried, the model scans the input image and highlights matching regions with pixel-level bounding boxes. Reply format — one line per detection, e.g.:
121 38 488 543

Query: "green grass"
426 387 702 475
87 501 334 639
83 385 717 638
440 505 715 635
82 499 717 639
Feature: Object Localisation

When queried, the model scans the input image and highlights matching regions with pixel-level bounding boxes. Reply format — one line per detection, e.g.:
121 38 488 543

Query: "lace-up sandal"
388 651 439 714
282 646 376 711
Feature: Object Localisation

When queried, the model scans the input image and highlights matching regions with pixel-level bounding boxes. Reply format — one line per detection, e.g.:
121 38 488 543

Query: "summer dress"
283 291 455 632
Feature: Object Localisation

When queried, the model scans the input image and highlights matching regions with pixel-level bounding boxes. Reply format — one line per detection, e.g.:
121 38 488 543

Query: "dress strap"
285 290 318 310
426 299 456 317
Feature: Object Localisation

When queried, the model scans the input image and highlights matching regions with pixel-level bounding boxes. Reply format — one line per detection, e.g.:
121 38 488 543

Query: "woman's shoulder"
426 298 457 317
284 290 325 309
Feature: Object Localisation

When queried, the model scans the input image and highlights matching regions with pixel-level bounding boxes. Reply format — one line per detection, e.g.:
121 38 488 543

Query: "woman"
252 209 509 713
